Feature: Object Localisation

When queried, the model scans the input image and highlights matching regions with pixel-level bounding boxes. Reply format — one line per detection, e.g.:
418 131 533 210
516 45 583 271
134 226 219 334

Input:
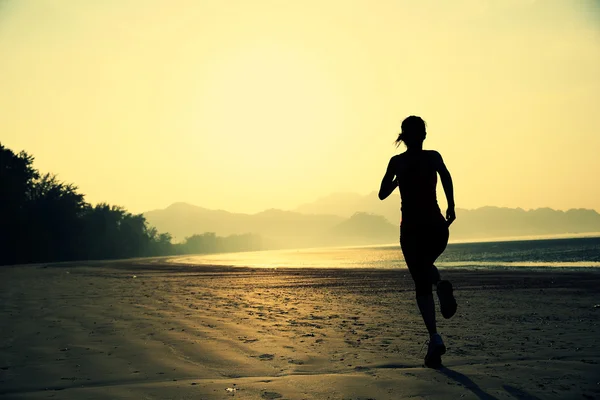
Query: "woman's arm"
435 152 456 225
378 157 398 200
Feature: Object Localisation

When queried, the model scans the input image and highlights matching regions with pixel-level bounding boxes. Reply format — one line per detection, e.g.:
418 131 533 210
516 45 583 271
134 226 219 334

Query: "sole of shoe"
437 280 457 319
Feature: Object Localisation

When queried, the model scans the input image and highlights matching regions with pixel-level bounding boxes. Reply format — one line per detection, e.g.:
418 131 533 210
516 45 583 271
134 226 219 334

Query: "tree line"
0 144 262 266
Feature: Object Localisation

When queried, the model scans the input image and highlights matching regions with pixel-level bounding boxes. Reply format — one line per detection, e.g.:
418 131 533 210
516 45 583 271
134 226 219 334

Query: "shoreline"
4 233 599 271
31 256 600 273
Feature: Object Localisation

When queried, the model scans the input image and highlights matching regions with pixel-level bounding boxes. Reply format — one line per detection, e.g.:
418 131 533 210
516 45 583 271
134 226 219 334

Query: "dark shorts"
400 216 449 297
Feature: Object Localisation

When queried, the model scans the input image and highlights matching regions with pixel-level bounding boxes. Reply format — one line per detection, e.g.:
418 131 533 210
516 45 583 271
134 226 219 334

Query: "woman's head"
395 115 426 148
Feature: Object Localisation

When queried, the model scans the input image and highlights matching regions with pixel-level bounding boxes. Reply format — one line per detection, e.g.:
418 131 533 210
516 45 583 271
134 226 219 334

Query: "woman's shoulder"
389 153 403 163
425 150 445 161
424 149 442 157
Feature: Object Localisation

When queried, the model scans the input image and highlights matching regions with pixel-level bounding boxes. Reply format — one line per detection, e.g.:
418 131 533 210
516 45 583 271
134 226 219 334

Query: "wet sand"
1 260 599 399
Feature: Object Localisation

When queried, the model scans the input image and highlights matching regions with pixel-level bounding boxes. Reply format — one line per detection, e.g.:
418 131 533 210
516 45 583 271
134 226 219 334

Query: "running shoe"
424 333 446 369
436 280 457 319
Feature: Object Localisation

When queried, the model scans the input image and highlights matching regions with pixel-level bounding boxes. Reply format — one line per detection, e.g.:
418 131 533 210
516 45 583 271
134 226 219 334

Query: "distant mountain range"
143 193 600 248
293 192 600 239
144 203 345 248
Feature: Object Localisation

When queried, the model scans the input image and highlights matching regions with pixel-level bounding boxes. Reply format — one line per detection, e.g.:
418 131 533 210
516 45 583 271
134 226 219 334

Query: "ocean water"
169 236 600 270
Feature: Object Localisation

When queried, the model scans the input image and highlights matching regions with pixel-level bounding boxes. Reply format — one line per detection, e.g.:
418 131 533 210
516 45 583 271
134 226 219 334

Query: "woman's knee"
414 281 433 297
429 265 441 283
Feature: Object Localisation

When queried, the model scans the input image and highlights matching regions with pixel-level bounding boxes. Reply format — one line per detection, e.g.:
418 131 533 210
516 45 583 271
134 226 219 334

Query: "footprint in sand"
261 391 283 399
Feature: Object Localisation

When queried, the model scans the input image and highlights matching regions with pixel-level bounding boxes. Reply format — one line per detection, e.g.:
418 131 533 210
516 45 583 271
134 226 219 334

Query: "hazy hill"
453 206 600 239
144 202 345 247
294 192 600 239
329 212 398 245
295 191 400 222
144 203 398 248
144 197 600 249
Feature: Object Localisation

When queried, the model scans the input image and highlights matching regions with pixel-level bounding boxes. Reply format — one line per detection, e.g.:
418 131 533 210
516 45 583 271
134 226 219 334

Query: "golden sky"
1 0 599 213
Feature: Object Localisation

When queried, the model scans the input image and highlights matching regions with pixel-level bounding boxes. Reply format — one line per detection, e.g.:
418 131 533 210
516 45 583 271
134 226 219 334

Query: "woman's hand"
446 207 456 226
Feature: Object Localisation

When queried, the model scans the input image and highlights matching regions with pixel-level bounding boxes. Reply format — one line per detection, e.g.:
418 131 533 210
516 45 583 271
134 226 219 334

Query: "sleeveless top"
394 150 442 226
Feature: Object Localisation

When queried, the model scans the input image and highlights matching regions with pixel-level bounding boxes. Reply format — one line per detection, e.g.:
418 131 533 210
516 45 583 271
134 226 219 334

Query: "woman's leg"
429 222 456 319
401 226 438 337
416 292 437 336
402 220 452 368
429 220 450 285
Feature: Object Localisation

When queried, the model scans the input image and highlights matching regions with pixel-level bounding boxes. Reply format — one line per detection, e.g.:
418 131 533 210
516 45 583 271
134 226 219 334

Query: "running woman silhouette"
378 115 457 369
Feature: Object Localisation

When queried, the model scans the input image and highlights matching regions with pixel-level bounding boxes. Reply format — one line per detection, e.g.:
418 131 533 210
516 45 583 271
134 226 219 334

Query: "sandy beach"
1 261 599 399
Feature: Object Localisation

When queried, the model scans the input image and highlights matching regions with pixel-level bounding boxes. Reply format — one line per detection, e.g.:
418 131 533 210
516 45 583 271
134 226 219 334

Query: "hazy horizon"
2 1 600 215
149 193 600 215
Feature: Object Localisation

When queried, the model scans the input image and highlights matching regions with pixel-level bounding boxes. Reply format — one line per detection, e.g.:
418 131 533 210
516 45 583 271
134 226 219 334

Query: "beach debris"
225 387 238 393
593 304 600 309
132 275 137 279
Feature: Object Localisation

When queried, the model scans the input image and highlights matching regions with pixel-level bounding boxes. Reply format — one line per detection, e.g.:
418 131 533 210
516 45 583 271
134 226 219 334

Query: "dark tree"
0 145 39 264
1 143 264 266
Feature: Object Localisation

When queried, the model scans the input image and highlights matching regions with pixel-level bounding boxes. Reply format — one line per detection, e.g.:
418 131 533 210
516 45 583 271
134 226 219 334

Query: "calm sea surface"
169 236 600 270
